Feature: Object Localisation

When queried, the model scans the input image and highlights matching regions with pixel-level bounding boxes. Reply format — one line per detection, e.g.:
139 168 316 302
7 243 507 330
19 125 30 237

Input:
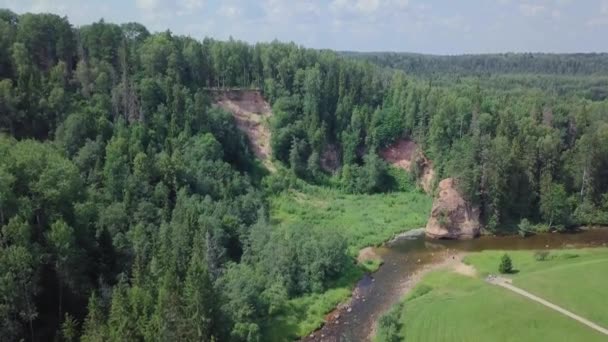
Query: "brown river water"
301 228 608 342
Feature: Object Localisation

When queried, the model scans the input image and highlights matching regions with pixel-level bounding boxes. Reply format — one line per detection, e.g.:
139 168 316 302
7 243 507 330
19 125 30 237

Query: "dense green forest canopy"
1 9 608 342
343 51 608 101
342 51 608 76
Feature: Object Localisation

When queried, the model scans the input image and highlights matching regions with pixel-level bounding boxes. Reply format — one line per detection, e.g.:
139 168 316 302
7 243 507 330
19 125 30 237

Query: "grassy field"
265 184 432 340
376 248 608 342
270 185 432 254
466 248 608 328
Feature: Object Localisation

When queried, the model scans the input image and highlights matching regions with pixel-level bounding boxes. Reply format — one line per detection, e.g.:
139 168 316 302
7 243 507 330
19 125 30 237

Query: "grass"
465 248 608 327
376 248 608 342
265 184 432 340
270 185 432 254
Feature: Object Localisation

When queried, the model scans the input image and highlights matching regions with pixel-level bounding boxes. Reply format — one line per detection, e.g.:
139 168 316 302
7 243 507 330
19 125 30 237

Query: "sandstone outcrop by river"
426 178 481 239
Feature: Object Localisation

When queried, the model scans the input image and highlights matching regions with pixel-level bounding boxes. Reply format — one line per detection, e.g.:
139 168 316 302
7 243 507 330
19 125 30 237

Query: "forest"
1 10 608 341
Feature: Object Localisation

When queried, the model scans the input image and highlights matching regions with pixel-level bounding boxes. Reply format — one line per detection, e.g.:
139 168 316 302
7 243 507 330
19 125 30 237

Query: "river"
302 228 608 342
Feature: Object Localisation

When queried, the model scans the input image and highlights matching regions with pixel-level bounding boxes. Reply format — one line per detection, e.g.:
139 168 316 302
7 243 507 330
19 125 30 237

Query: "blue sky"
2 0 608 54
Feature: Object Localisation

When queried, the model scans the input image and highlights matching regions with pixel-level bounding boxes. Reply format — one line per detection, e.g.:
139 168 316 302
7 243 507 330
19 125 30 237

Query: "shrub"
498 254 513 274
558 253 579 260
518 218 533 237
534 251 550 261
376 302 405 342
437 209 450 228
408 284 433 300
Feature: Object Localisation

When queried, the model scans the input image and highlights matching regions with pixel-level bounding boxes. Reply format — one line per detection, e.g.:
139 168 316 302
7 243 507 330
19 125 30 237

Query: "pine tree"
499 254 513 274
181 251 218 341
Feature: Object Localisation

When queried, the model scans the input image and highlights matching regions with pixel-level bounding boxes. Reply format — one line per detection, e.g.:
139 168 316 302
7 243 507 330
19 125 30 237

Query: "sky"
1 0 608 54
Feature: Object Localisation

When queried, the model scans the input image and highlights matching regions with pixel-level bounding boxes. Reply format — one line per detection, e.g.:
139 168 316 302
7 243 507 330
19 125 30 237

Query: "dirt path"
487 276 608 336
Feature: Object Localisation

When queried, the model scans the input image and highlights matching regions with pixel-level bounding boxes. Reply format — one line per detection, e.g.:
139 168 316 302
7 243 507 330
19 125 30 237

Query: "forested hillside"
343 51 608 76
2 10 608 342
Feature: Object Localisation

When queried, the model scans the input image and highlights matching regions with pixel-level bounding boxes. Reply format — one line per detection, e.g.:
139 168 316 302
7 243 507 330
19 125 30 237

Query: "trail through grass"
375 248 608 342
466 248 608 327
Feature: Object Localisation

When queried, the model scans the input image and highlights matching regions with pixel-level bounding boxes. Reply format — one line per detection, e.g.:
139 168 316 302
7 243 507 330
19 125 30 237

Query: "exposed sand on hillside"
213 90 275 171
380 139 435 193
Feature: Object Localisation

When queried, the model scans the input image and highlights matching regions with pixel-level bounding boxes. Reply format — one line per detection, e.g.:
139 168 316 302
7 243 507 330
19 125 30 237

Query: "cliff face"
380 139 435 193
425 178 481 239
213 90 275 171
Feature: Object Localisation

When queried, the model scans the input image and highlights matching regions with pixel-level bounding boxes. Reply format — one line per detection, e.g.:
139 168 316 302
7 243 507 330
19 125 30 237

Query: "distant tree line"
343 51 608 76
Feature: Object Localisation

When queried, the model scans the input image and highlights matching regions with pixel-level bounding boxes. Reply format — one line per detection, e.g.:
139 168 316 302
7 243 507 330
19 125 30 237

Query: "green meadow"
270 185 432 253
376 248 608 342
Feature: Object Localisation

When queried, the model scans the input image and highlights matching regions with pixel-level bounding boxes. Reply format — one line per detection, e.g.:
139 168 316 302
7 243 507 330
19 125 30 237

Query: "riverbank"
265 186 431 341
368 250 472 340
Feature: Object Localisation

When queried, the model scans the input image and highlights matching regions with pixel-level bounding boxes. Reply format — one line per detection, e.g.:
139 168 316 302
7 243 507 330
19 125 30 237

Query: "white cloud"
135 0 160 11
179 0 204 10
587 16 608 26
330 0 408 15
218 4 242 19
519 3 546 17
587 0 608 27
263 0 320 22
602 0 608 14
355 0 380 13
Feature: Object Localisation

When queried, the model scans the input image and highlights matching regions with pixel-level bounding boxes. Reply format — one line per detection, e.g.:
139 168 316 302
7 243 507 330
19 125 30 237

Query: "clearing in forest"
380 138 435 193
212 89 275 171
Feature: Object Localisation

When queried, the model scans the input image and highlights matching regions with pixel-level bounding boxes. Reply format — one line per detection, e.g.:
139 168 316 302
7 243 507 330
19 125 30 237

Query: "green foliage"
386 166 415 192
341 153 391 194
540 176 571 229
375 302 405 342
2 10 608 342
518 218 533 237
534 251 551 261
407 284 433 300
499 254 513 274
270 185 431 252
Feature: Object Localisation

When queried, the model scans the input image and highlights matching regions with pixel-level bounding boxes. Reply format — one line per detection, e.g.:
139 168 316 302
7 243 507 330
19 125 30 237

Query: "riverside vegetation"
2 10 608 342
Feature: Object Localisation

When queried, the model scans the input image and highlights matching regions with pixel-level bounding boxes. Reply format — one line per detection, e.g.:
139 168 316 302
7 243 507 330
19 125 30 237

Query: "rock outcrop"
425 178 481 239
380 139 435 193
212 90 275 171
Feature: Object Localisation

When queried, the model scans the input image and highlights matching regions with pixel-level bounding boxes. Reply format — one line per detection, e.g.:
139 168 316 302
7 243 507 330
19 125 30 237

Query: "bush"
340 154 391 194
558 253 579 260
376 302 405 342
534 251 550 261
437 209 450 228
386 166 415 192
532 223 550 233
498 254 513 274
408 284 433 300
518 218 533 237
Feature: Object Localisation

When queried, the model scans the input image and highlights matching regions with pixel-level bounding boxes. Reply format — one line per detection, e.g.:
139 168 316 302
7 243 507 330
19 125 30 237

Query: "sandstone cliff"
425 178 481 239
